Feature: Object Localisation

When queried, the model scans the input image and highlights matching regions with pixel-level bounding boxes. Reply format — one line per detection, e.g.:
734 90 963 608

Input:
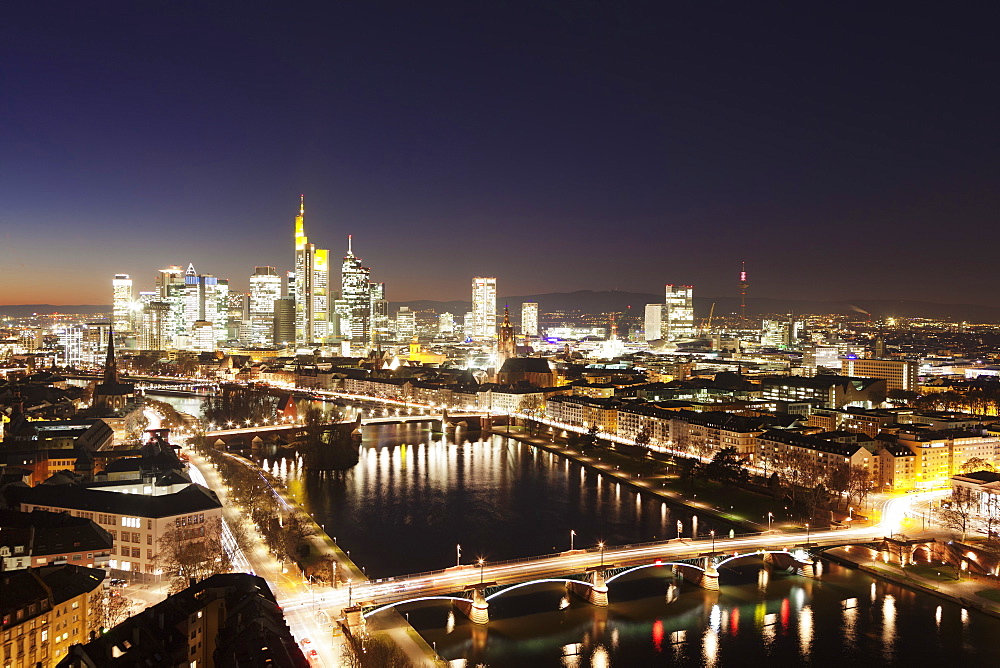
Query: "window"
147 535 152 545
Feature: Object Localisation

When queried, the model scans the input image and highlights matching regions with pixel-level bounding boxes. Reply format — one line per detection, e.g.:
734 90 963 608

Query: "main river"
151 392 1000 665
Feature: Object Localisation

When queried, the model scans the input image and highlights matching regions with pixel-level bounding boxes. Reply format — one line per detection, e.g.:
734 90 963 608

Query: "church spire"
104 328 119 384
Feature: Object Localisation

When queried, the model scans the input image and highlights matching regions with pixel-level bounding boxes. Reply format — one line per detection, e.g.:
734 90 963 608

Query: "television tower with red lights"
739 261 749 321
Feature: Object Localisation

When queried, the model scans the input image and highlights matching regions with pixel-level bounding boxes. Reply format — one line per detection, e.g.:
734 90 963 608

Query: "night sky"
2 2 998 306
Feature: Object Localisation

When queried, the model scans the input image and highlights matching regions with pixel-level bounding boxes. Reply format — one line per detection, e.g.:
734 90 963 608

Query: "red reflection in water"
780 598 790 628
730 607 740 636
652 619 664 652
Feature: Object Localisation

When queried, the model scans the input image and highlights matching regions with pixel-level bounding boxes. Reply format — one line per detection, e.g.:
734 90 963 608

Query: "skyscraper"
644 304 664 342
521 302 538 337
293 195 330 346
112 274 133 332
182 264 226 346
369 281 388 346
664 285 695 340
340 236 372 348
156 265 186 346
250 266 282 345
471 277 497 339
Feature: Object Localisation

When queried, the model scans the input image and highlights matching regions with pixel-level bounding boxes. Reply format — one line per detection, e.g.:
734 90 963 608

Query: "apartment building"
14 484 222 577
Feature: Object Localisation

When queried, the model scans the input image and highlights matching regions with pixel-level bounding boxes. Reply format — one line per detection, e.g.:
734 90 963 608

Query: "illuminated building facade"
395 307 415 342
521 302 538 337
183 264 227 345
664 284 695 340
496 306 516 371
370 281 388 346
155 265 187 345
249 266 282 345
293 196 330 345
644 303 664 341
841 357 919 393
112 274 133 332
472 277 497 340
139 300 170 350
439 312 455 336
339 236 372 348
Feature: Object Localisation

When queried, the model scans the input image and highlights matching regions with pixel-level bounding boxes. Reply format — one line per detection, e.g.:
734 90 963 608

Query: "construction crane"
700 302 716 337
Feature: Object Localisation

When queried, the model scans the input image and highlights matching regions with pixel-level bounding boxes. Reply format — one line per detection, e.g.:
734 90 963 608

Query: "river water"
147 391 1000 665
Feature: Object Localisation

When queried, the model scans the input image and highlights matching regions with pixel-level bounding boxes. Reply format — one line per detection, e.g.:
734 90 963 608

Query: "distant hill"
0 305 110 317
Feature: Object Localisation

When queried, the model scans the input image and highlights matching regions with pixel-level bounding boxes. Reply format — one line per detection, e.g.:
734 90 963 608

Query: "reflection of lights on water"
843 605 857 646
559 596 570 610
792 586 805 610
709 604 721 632
446 610 455 634
611 627 619 650
780 599 789 627
652 620 664 652
798 605 813 659
870 582 877 602
702 629 718 667
560 643 581 668
758 567 770 592
935 605 942 627
882 594 896 654
590 644 610 668
729 607 739 636
962 608 969 626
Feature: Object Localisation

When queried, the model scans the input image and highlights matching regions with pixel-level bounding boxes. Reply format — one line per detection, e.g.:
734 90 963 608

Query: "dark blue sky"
2 2 998 305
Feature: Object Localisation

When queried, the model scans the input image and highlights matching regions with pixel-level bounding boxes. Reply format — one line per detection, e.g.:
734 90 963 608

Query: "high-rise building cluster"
645 284 696 342
108 196 391 354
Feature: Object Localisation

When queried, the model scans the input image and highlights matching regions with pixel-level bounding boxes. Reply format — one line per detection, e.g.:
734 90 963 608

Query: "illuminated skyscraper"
644 304 664 342
664 285 695 340
521 302 538 337
112 274 133 332
250 266 282 345
293 196 330 345
369 281 388 346
155 265 186 345
340 236 372 348
471 277 497 339
182 264 227 346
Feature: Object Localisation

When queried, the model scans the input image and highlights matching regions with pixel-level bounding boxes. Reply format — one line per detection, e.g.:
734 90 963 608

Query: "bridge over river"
274 490 945 633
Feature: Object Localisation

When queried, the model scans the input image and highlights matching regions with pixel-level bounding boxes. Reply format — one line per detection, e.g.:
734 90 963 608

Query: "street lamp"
570 529 576 551
711 529 715 554
848 506 853 521
348 578 353 606
768 512 773 532
478 558 485 585
805 523 811 546
456 543 462 568
598 541 605 568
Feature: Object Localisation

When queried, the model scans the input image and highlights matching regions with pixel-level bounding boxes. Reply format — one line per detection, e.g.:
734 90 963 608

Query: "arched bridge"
353 544 825 628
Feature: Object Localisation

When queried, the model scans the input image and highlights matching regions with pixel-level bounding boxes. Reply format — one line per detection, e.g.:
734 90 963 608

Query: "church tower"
496 306 516 374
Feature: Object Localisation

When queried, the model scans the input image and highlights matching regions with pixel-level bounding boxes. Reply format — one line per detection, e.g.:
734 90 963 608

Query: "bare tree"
938 487 977 541
90 590 133 631
343 633 414 668
156 517 231 592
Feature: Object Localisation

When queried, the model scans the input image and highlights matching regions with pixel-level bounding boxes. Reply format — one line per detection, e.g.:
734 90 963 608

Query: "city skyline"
3 3 1000 307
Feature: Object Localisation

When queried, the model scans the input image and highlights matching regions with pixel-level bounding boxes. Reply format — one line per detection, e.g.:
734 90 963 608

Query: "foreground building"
1 564 106 667
59 573 308 668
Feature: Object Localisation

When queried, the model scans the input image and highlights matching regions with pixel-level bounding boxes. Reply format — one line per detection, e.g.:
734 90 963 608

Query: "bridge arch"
484 578 588 602
604 562 704 584
362 596 470 619
716 550 794 569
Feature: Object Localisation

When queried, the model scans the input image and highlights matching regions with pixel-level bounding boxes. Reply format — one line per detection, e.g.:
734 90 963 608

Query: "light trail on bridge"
278 489 948 617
